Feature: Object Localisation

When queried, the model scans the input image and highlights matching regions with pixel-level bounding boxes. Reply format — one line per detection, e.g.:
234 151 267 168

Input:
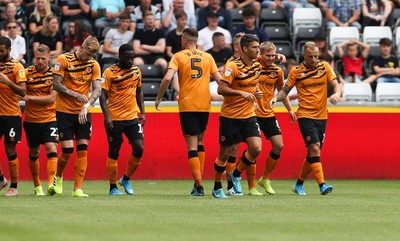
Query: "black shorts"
0 116 22 144
257 116 282 139
24 121 59 147
137 54 164 64
219 116 261 146
106 119 143 147
179 112 209 136
56 111 92 141
298 118 327 148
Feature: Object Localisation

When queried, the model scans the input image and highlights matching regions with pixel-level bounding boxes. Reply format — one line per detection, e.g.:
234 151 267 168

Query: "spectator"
60 0 92 36
325 0 362 31
373 38 400 83
315 31 333 58
161 0 196 33
90 0 126 35
133 10 167 72
197 0 233 32
28 0 53 36
163 0 195 17
225 0 261 16
197 11 232 51
5 20 26 66
361 0 393 27
207 32 233 64
337 39 370 82
0 3 23 36
261 0 315 18
32 14 62 65
100 12 134 69
131 0 161 31
124 0 140 12
194 0 209 8
232 7 269 42
64 19 91 52
166 10 187 60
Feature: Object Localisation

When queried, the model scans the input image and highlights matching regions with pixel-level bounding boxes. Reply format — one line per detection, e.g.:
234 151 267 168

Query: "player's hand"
139 114 146 127
276 53 286 64
104 116 113 130
254 89 263 99
288 110 297 124
241 91 256 102
155 98 162 111
328 93 340 105
270 97 277 108
78 106 88 124
75 93 89 103
0 73 10 84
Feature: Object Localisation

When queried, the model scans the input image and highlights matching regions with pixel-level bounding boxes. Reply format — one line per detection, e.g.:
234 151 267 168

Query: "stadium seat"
275 42 295 59
342 83 373 102
259 8 288 28
375 83 400 102
138 64 164 81
293 27 321 53
329 26 360 52
362 26 392 46
230 8 244 28
292 8 322 34
141 81 162 101
263 25 291 41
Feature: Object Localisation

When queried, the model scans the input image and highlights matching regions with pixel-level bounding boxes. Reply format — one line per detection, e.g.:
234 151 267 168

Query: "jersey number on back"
191 58 203 78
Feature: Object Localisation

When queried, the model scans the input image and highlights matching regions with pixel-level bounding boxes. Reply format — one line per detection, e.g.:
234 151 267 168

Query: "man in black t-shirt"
206 32 232 64
133 10 167 72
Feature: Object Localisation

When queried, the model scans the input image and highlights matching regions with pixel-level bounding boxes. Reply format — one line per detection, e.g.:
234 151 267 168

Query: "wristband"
83 103 90 108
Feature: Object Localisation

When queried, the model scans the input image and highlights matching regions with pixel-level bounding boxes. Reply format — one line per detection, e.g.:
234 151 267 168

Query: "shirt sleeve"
53 54 67 77
221 61 236 85
101 68 112 91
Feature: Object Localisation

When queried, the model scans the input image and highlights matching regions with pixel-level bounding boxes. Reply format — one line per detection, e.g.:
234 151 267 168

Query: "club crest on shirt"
45 79 52 85
18 69 25 78
86 67 92 73
54 62 61 70
224 68 232 76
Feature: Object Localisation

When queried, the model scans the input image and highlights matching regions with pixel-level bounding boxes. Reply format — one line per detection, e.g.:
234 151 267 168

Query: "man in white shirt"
5 20 26 66
100 12 134 69
197 11 232 51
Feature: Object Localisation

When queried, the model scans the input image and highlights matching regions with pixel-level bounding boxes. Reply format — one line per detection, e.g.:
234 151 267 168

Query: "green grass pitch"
0 180 399 241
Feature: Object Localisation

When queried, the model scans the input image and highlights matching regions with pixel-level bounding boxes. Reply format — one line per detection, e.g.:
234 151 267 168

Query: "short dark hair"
242 8 255 18
119 11 131 20
0 36 11 49
240 34 259 49
174 10 187 20
119 43 133 55
212 32 224 41
182 28 198 43
379 38 392 46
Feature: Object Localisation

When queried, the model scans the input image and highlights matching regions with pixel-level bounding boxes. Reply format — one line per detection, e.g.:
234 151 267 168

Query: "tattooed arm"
53 74 88 103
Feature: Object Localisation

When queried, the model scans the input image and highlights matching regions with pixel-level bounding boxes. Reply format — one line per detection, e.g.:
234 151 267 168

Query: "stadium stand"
292 8 322 35
362 26 392 46
329 26 360 53
375 83 400 102
259 8 288 28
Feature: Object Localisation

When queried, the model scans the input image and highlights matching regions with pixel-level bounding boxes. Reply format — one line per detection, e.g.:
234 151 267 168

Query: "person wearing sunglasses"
5 20 26 66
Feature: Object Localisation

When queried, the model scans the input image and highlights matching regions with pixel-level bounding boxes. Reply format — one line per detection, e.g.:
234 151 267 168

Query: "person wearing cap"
197 11 232 51
197 0 233 32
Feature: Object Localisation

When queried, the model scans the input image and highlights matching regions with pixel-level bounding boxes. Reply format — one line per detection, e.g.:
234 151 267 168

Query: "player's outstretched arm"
155 69 175 111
